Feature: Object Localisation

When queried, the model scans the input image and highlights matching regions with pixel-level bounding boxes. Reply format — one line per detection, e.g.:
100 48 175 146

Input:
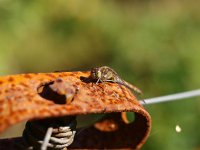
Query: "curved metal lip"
0 71 151 149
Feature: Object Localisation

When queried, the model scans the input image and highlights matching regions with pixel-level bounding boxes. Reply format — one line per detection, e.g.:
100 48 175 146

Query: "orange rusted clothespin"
0 71 151 149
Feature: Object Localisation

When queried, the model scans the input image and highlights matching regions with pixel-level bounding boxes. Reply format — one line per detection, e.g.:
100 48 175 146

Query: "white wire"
139 89 200 105
41 127 53 150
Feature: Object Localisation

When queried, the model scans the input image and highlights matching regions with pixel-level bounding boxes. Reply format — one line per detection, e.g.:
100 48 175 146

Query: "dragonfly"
90 66 142 95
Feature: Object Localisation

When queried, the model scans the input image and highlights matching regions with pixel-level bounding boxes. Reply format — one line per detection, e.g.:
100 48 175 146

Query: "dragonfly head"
90 67 102 80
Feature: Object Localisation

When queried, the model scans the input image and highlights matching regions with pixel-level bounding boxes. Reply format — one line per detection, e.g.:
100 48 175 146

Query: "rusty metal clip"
0 71 151 149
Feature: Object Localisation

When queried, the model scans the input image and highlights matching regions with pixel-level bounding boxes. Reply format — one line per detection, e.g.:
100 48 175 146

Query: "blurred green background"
0 0 200 149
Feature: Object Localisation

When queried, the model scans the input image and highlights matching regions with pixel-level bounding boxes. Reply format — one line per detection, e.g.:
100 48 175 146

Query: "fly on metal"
90 66 142 95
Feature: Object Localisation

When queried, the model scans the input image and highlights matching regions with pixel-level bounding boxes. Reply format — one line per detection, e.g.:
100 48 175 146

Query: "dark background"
0 0 200 149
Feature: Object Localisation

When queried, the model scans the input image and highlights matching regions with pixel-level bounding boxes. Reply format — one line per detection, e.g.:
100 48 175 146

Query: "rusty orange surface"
0 71 151 149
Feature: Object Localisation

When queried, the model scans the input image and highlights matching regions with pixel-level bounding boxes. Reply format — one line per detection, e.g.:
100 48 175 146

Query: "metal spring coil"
23 116 77 150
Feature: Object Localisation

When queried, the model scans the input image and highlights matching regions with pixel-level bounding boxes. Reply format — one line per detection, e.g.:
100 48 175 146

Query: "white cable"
139 89 200 105
41 127 53 150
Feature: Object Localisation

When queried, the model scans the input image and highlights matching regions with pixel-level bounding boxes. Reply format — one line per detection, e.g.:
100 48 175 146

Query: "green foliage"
126 112 135 123
0 0 200 149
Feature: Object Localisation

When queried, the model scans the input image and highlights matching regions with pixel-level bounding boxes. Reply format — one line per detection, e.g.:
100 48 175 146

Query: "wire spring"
22 116 77 150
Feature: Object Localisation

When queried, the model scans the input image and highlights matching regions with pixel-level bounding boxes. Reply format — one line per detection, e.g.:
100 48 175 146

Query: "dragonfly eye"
97 70 101 78
90 69 97 79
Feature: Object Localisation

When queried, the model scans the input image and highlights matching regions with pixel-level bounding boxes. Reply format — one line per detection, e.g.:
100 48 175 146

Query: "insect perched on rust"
90 66 142 95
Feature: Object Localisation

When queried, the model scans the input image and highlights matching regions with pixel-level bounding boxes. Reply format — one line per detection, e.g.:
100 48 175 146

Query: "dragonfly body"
90 66 142 95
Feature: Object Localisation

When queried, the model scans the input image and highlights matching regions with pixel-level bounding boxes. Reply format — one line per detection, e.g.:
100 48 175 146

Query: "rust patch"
45 73 57 79
7 77 14 82
23 74 32 79
94 118 119 132
19 82 29 88
0 71 151 149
